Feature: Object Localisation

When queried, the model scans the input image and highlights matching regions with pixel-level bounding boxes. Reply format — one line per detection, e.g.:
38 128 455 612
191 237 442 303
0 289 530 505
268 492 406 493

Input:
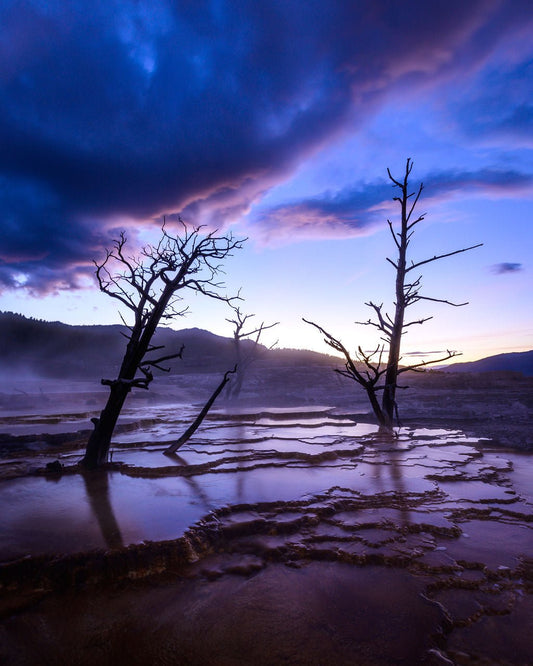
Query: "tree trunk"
226 366 244 400
82 382 131 468
366 386 387 428
82 292 175 468
164 367 236 455
381 177 408 430
381 323 402 429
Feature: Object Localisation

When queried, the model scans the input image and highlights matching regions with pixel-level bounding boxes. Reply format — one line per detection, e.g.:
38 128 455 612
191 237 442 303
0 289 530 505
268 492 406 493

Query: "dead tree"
163 306 278 455
81 222 244 468
305 158 482 432
164 366 237 455
225 305 279 399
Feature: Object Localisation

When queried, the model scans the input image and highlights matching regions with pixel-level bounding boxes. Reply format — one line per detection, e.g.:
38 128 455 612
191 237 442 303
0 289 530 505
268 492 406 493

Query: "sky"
1 0 532 363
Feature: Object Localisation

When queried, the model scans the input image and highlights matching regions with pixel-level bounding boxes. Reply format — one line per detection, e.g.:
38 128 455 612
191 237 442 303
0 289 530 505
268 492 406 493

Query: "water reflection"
164 452 213 512
369 432 411 527
233 421 249 504
1 410 532 562
82 471 124 550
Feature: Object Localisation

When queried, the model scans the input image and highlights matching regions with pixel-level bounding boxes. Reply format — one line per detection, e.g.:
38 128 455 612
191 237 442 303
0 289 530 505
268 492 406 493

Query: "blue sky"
1 0 532 361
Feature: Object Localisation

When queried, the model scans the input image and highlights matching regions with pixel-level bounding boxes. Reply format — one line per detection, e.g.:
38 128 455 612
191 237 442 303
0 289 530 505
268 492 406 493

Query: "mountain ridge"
0 311 531 378
444 350 533 376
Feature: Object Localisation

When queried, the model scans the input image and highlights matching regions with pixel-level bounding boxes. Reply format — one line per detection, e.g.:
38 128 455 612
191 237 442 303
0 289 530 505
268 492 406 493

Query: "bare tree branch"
410 295 469 307
396 350 461 374
407 243 483 273
142 345 186 372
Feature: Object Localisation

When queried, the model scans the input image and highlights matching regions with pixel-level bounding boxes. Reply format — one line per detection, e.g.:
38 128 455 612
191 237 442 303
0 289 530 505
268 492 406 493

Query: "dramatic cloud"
491 262 523 274
255 168 533 244
252 180 393 244
0 175 107 292
424 168 533 197
1 0 532 291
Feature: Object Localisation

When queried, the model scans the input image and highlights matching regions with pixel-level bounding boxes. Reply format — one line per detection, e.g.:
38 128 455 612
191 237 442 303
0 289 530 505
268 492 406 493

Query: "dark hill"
446 350 533 377
0 311 530 380
0 312 337 379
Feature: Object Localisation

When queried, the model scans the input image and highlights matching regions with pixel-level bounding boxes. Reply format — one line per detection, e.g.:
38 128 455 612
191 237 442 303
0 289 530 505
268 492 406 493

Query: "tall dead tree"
81 222 244 468
305 158 482 432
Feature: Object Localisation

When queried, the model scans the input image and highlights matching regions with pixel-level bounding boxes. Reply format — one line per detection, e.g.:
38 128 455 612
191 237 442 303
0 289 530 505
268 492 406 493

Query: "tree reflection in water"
164 452 213 512
371 431 411 527
82 471 124 550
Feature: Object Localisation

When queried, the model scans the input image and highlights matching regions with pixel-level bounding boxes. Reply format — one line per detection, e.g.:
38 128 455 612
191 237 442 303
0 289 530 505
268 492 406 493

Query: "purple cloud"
421 168 533 206
253 180 393 244
1 1 532 291
255 168 533 243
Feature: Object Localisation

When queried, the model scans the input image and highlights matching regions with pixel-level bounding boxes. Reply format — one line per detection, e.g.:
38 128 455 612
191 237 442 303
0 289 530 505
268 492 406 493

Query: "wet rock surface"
0 396 532 664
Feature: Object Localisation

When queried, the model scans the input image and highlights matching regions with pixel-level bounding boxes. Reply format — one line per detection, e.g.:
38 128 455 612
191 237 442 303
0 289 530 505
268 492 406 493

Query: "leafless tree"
81 222 244 468
164 365 237 455
163 304 278 455
225 305 279 400
305 158 482 432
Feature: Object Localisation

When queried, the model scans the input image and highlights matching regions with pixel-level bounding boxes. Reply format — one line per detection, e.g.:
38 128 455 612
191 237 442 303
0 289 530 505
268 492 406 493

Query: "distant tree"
163 304 278 455
225 304 279 400
81 222 244 468
305 158 482 432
